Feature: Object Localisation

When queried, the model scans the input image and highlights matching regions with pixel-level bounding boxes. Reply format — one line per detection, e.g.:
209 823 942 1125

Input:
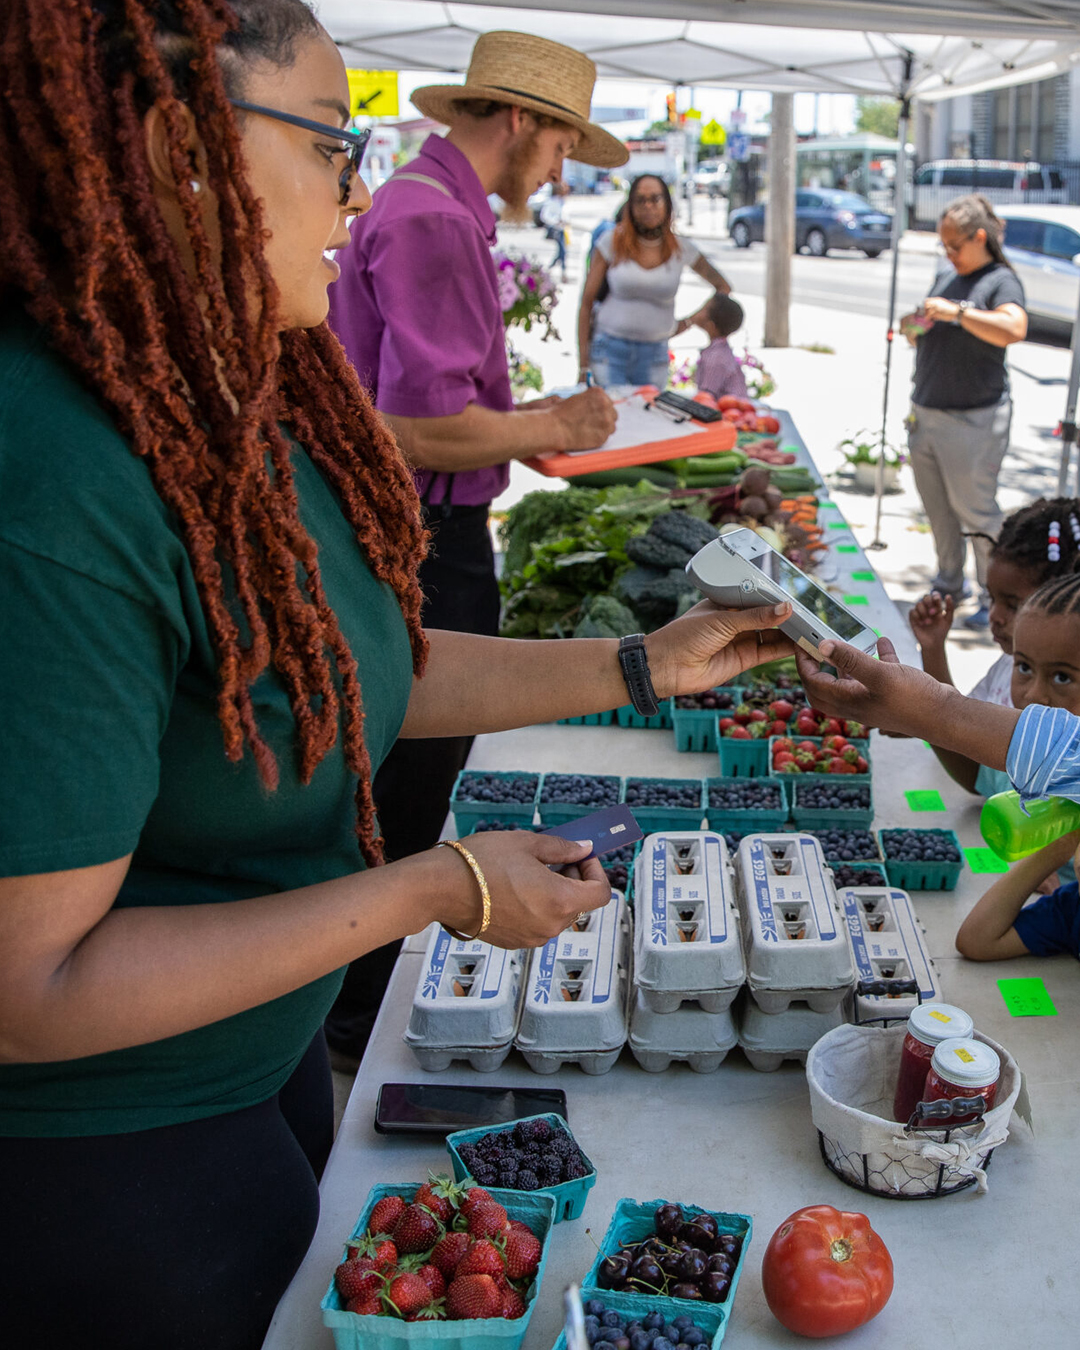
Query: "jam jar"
893 1003 975 1123
922 1038 1001 1126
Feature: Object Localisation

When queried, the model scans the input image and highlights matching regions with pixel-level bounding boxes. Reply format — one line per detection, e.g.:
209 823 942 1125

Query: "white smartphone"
686 529 880 661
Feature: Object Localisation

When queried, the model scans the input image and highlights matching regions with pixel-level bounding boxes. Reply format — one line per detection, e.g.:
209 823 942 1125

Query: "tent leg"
1057 287 1080 496
764 93 795 348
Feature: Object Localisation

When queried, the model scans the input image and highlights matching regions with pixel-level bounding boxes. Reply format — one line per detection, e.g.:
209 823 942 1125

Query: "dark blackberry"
496 1166 520 1188
520 1143 542 1164
457 1143 479 1167
537 1161 562 1187
472 1162 498 1186
547 1132 574 1158
564 1158 590 1180
516 1167 540 1191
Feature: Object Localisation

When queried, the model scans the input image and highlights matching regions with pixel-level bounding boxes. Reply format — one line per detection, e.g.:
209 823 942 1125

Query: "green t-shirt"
0 308 414 1136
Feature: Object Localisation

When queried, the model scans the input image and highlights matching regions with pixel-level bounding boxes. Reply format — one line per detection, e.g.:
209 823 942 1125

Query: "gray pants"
908 396 1012 596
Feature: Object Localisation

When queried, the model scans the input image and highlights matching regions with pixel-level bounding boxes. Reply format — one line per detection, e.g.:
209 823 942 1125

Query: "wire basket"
805 1023 1021 1200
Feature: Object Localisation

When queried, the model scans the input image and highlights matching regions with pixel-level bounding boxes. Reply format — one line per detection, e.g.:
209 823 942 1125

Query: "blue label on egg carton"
531 894 615 1005
422 929 508 1000
647 835 725 946
747 836 836 942
840 889 872 977
841 887 937 1001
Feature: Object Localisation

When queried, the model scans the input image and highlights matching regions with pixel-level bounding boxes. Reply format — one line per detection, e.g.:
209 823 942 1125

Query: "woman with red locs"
0 2 792 1344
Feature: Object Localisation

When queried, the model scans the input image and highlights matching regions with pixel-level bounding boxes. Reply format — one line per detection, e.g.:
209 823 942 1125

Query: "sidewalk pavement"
496 200 1073 697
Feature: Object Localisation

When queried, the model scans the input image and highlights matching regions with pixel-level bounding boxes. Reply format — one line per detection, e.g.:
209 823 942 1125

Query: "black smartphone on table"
374 1082 568 1136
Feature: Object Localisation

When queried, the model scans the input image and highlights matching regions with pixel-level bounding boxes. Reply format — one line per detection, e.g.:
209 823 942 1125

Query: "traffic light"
665 93 677 124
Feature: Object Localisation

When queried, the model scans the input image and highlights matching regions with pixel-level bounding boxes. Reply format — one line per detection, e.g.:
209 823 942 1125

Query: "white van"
998 204 1080 330
910 160 1066 229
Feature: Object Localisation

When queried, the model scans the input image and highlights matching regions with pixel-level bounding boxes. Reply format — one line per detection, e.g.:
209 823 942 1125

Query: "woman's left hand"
922 296 961 323
645 600 795 698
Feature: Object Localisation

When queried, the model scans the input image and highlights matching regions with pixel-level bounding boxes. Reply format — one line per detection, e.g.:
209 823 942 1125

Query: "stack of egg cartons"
628 831 743 1072
734 833 853 1070
515 890 632 1075
838 882 943 1024
403 926 526 1072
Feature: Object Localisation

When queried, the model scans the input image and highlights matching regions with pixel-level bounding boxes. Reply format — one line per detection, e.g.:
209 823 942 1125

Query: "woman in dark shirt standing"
902 195 1028 630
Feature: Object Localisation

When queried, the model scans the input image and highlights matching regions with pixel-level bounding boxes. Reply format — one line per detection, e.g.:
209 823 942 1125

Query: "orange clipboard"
523 388 738 479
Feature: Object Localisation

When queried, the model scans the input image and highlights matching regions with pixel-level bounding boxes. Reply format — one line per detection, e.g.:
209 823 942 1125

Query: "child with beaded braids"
908 497 1080 794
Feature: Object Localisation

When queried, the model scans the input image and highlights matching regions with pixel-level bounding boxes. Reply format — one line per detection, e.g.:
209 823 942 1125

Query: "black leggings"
0 1033 333 1350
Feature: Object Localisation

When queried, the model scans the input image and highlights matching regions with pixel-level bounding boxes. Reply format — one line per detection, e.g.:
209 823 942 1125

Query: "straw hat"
411 31 628 169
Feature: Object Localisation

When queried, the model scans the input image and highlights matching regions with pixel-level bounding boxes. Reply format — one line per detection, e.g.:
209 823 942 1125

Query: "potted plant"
838 431 905 490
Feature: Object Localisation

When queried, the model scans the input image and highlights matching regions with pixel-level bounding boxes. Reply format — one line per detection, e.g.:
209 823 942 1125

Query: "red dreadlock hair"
0 0 429 868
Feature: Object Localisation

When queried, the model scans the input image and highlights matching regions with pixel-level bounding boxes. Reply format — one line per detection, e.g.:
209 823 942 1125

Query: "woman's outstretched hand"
646 600 795 698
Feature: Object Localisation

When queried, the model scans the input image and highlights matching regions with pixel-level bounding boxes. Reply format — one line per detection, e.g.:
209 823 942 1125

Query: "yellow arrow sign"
700 118 726 146
346 69 399 118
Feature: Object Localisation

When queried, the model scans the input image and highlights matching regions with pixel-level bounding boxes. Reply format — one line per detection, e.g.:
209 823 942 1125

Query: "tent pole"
764 92 795 348
869 54 914 551
1056 285 1080 496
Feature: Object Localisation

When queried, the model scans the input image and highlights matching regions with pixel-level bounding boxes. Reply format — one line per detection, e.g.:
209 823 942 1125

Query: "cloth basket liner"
806 1023 1021 1195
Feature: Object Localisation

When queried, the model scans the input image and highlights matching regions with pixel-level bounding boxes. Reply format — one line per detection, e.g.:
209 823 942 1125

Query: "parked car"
728 190 893 257
998 204 1080 331
694 161 729 198
910 160 1066 230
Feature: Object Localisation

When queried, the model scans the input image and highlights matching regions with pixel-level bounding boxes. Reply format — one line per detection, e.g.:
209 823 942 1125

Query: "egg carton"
840 885 943 1025
628 988 738 1073
735 833 855 1013
403 926 526 1072
632 831 745 1013
515 891 632 1076
738 996 847 1072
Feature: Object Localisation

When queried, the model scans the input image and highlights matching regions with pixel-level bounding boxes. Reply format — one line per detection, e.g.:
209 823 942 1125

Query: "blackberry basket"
878 827 964 891
716 734 770 778
704 775 789 833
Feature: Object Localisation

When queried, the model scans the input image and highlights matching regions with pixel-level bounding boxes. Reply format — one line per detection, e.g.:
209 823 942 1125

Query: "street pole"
1057 278 1080 495
764 93 795 348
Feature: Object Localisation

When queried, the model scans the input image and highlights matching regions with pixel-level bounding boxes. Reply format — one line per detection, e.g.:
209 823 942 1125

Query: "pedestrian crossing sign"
346 70 399 118
701 119 726 147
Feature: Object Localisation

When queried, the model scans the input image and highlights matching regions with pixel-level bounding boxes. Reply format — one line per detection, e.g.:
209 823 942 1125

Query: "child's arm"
955 833 1080 960
907 591 983 791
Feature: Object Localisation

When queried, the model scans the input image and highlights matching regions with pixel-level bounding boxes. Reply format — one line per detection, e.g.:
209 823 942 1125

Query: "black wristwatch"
952 300 972 325
618 633 660 717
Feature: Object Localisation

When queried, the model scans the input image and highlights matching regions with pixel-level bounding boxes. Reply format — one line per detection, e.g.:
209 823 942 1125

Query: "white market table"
264 420 1080 1350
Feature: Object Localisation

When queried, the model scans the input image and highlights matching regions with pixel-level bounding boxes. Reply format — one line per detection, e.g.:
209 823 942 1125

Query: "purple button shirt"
328 135 512 507
695 337 748 401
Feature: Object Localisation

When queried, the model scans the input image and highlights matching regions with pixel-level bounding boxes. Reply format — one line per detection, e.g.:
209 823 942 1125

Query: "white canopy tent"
316 0 1080 524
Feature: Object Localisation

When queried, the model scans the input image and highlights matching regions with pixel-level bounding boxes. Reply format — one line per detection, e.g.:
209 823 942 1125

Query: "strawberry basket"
716 733 770 778
321 1182 556 1350
445 1113 597 1223
767 735 871 805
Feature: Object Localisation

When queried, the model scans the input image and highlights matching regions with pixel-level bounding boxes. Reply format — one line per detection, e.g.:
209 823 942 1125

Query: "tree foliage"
855 97 900 138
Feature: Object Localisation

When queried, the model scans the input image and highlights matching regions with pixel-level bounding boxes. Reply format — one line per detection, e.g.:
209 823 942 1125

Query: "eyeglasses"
229 99 371 205
633 194 666 206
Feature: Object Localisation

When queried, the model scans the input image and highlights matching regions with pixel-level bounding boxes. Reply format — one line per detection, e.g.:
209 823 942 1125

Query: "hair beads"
1049 521 1062 563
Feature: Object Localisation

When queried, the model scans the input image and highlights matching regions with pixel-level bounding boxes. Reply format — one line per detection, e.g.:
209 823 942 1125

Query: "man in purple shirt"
324 32 627 1066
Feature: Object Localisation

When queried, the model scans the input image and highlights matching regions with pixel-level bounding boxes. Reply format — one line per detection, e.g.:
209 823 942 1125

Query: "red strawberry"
828 757 856 774
455 1239 504 1279
345 1292 382 1317
385 1272 435 1318
769 699 795 721
502 1227 541 1281
795 740 818 753
844 720 867 738
841 745 860 764
413 1173 467 1226
821 734 847 752
795 716 818 736
747 709 768 723
772 751 796 768
393 1203 443 1254
431 1231 471 1276
459 1186 494 1215
335 1258 381 1302
767 720 788 737
465 1200 509 1241
772 736 795 754
367 1195 407 1237
718 716 735 731
794 749 816 768
506 1218 534 1235
445 1273 503 1320
747 721 770 740
500 1287 527 1319
776 761 801 774
417 1263 447 1300
724 725 751 740
733 703 754 725
856 755 869 773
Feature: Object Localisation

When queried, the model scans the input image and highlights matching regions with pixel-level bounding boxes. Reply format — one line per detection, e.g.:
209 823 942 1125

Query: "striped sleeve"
1006 704 1080 805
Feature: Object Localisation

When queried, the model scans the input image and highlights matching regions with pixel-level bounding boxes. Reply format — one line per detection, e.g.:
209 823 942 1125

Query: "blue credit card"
541 803 643 859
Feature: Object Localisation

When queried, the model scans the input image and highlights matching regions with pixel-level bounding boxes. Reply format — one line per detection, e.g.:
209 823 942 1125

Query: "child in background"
956 570 1080 960
909 498 1080 795
692 293 748 401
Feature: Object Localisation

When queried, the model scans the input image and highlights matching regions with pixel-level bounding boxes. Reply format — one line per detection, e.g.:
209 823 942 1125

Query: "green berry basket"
580 1197 753 1348
717 734 771 777
620 777 706 834
536 774 623 828
615 702 673 731
878 827 965 891
450 770 539 834
704 776 789 833
321 1182 556 1350
550 1289 728 1350
767 736 871 805
670 687 745 754
557 711 615 726
791 779 875 830
445 1113 597 1224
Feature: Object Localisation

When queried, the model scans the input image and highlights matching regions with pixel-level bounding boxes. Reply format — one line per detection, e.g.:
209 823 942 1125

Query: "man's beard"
494 125 543 225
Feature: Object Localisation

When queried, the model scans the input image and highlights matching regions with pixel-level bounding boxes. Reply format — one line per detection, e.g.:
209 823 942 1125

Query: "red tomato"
761 1205 893 1339
759 415 781 434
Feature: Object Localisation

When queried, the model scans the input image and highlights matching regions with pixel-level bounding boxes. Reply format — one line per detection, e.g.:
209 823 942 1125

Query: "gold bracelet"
437 839 492 941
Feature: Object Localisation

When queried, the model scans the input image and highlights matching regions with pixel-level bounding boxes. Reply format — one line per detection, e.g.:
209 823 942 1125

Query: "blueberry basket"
557 710 615 726
550 1289 727 1350
450 770 539 834
616 702 673 731
581 1197 752 1347
829 861 889 889
669 687 745 754
536 773 623 827
767 735 871 804
704 775 789 833
792 778 875 830
321 1182 556 1350
807 827 883 866
621 777 706 834
445 1113 597 1224
716 734 770 778
878 827 965 891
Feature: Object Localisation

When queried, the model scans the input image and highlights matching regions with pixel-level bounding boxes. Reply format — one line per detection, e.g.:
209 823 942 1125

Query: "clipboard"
524 388 738 478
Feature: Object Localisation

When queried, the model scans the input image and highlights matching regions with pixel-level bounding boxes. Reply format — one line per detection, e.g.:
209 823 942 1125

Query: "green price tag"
843 594 869 606
835 545 859 554
963 846 1009 874
998 977 1057 1017
850 570 876 582
827 522 849 531
819 501 839 510
905 789 945 812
